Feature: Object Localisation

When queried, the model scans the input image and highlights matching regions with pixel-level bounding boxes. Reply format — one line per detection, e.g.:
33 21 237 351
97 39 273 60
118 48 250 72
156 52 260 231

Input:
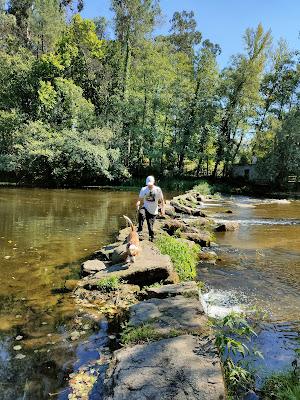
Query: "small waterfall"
200 288 247 318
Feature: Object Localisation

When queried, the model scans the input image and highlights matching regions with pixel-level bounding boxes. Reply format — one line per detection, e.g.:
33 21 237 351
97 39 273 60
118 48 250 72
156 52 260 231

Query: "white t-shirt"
139 185 163 215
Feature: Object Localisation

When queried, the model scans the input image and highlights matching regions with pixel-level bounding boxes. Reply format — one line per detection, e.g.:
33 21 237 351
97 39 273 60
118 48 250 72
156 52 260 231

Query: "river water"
199 195 300 383
0 188 299 398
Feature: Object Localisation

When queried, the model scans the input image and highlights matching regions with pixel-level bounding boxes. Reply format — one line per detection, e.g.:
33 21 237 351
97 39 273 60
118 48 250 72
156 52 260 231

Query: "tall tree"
28 0 65 56
169 10 201 57
213 24 272 177
111 0 161 165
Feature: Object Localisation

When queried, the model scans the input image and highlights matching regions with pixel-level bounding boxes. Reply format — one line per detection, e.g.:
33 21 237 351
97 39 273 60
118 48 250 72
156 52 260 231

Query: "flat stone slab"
103 334 225 400
83 241 179 288
81 259 107 277
141 281 199 300
128 295 207 334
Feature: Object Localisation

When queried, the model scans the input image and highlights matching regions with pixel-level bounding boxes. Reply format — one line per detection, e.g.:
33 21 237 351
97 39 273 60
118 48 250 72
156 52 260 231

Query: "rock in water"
64 279 79 291
243 391 259 400
103 335 225 400
141 281 199 300
81 259 107 277
180 231 212 247
214 221 239 232
170 200 207 217
84 241 179 288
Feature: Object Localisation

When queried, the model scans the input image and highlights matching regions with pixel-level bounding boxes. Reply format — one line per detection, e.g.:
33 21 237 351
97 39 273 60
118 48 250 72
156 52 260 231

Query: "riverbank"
64 188 241 399
1 177 299 199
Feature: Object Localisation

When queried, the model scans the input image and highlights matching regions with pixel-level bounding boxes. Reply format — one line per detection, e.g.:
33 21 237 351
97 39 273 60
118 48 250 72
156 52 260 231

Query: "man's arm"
159 190 165 215
136 189 144 210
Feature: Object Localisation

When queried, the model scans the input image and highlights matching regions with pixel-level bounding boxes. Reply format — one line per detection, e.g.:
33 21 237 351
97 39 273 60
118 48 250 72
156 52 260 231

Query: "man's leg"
138 207 146 234
145 209 156 241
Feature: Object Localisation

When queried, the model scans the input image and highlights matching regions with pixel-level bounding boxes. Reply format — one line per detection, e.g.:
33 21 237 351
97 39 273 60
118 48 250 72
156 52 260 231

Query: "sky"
81 0 300 67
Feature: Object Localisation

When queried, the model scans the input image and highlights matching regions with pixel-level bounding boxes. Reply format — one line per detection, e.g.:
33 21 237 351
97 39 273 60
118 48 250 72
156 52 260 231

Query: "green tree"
28 0 65 56
213 24 272 177
169 10 202 57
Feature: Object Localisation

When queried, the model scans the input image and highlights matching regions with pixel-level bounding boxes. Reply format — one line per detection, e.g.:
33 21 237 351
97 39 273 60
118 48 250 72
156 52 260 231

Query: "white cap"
146 176 155 185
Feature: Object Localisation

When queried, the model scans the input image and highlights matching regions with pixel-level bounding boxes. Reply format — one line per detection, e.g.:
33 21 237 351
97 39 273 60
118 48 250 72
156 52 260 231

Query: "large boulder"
199 250 218 264
214 221 239 232
103 335 225 400
93 242 122 261
162 219 185 234
164 202 177 218
193 192 206 202
82 241 179 288
81 259 107 277
128 294 206 333
170 200 206 217
110 243 128 264
140 281 199 300
183 216 211 226
180 231 211 247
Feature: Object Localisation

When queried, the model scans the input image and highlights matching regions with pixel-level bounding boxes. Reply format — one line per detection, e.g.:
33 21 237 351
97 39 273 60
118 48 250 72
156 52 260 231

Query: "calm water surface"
0 189 299 398
0 188 140 400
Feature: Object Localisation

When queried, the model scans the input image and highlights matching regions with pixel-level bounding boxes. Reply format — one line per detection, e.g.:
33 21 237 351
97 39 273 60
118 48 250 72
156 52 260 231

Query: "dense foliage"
155 233 199 281
0 0 299 185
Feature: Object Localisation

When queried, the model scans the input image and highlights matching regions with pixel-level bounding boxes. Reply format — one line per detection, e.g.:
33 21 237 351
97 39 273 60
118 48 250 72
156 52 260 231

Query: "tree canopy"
0 0 299 186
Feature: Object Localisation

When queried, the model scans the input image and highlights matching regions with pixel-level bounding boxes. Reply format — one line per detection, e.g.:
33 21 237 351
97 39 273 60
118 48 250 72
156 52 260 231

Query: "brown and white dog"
123 215 140 263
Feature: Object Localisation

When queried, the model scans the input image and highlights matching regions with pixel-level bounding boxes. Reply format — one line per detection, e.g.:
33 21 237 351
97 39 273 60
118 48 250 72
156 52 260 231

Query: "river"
0 188 299 398
200 195 300 383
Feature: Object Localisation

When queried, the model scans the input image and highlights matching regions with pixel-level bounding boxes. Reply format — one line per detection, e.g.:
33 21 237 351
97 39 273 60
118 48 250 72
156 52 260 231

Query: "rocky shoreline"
66 189 238 399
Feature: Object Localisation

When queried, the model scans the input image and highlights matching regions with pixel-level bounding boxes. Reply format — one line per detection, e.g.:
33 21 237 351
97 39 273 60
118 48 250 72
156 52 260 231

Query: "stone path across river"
71 189 226 399
103 282 225 400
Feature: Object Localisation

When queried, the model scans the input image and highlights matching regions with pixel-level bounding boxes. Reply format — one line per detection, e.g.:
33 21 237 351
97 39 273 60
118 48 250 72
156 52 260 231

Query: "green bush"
4 121 129 185
155 234 200 281
97 276 120 292
261 370 300 400
193 181 212 195
213 312 263 397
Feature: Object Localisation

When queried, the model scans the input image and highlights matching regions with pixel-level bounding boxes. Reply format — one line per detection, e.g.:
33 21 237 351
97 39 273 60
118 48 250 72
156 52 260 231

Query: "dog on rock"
123 215 140 263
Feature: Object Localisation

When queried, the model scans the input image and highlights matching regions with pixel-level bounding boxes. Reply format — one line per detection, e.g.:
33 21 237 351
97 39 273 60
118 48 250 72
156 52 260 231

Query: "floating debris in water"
13 345 22 351
15 335 23 341
4 256 11 259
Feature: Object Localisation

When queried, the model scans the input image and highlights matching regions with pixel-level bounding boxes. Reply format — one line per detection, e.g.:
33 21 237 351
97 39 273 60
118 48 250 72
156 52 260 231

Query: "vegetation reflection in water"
0 188 139 399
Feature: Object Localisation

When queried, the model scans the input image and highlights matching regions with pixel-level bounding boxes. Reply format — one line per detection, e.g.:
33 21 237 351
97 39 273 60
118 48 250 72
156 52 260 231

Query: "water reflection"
0 188 139 399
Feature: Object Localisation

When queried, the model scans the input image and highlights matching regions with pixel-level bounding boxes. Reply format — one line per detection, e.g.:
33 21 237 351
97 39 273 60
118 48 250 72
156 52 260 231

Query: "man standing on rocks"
136 176 165 241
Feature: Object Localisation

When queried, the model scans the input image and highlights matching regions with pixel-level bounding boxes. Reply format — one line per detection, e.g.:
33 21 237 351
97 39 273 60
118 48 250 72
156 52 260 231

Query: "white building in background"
231 164 257 181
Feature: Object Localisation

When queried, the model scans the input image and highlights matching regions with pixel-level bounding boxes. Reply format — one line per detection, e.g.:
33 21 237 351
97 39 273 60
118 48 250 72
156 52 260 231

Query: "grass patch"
155 234 200 281
261 370 300 400
97 276 120 292
121 324 182 345
143 281 164 290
